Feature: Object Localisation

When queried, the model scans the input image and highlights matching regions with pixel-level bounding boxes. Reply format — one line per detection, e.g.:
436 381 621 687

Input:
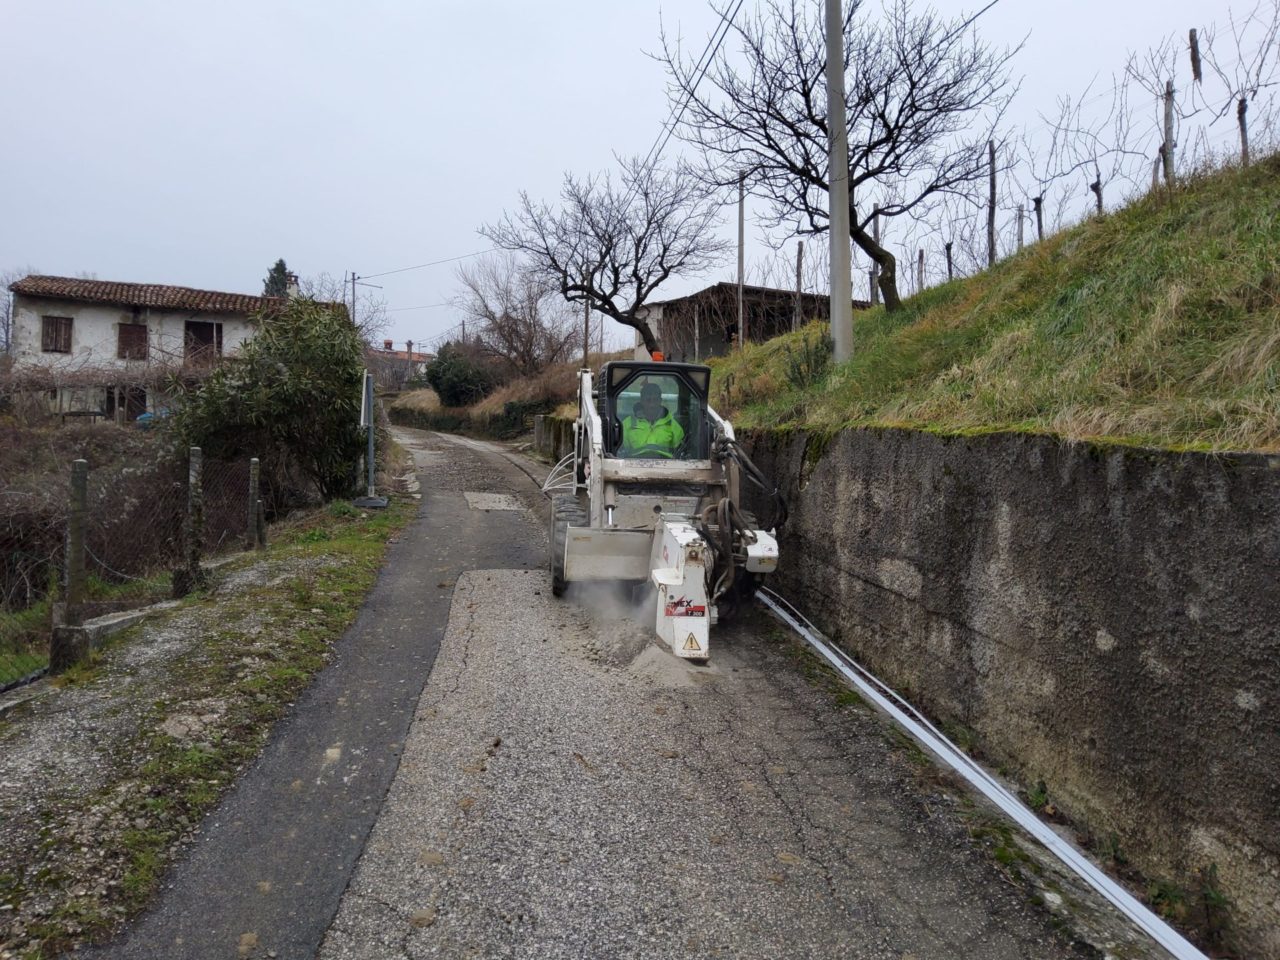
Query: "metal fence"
0 447 265 690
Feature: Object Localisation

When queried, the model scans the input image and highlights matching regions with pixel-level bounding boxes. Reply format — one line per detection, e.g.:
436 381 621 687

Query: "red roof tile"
8 275 277 315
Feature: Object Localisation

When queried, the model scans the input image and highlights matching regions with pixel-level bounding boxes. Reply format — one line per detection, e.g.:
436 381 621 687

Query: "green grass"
711 156 1280 452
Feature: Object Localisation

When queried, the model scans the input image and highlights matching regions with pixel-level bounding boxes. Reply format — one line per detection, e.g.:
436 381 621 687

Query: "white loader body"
546 362 782 662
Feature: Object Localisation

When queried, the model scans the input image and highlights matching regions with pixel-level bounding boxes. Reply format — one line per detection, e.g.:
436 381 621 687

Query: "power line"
619 0 746 212
361 249 494 280
387 301 452 312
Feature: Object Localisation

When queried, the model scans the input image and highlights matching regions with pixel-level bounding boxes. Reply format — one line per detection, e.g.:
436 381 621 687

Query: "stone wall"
743 426 1280 956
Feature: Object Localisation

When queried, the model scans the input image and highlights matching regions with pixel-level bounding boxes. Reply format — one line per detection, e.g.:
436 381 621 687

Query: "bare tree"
453 253 581 376
298 271 389 342
482 157 729 355
659 0 1019 311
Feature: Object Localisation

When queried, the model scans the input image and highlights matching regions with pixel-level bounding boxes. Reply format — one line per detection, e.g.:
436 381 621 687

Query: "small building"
369 340 434 391
6 275 279 419
633 281 869 361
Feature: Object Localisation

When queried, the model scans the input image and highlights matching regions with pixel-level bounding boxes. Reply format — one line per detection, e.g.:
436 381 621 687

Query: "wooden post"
581 270 590 367
944 241 954 281
916 248 925 294
248 458 261 550
1152 155 1162 191
736 171 746 349
1016 204 1024 251
1032 196 1044 241
1162 79 1175 184
870 210 881 305
793 240 804 331
987 140 997 268
1238 97 1250 167
65 459 88 626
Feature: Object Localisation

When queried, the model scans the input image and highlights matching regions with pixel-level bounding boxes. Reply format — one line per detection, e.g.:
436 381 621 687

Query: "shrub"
172 299 364 501
424 342 496 407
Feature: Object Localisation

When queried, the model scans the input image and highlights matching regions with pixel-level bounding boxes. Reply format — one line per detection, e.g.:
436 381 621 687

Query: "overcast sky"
2 0 1210 348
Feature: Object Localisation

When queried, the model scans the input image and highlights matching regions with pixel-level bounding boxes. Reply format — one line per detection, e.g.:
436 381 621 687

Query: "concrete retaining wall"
532 415 575 461
743 426 1280 955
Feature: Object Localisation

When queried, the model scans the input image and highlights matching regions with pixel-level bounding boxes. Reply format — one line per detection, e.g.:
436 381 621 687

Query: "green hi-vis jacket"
621 408 685 458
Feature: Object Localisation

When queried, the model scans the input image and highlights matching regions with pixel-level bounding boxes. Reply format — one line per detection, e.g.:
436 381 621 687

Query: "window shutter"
42 316 72 353
117 323 148 360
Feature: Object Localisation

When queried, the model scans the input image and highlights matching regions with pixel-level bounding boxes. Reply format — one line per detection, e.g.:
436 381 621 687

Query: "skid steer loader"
543 359 784 661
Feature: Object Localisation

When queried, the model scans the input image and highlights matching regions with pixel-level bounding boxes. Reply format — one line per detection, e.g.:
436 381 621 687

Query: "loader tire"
550 493 588 598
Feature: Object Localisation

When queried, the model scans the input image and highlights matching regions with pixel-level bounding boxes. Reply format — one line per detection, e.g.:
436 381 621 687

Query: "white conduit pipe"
757 588 1205 960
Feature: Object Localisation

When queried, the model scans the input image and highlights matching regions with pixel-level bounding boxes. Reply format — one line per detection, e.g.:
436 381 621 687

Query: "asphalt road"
315 429 1090 960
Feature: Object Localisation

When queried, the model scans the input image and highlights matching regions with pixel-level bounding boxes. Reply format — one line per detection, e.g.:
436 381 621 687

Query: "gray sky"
1 0 1213 348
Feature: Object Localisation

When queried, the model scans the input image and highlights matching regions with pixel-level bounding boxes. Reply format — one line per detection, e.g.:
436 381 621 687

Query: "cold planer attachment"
543 359 782 661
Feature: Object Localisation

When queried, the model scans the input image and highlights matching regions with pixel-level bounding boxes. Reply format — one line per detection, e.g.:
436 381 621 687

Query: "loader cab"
600 361 711 461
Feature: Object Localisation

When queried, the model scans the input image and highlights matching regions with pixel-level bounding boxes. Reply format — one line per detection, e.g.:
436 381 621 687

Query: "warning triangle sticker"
683 633 701 652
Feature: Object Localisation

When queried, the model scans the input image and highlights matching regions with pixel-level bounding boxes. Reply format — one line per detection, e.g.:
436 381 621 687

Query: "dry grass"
710 156 1280 452
388 388 441 414
471 350 630 415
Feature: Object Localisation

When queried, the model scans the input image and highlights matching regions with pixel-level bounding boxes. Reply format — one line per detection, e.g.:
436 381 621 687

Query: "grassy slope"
710 158 1280 452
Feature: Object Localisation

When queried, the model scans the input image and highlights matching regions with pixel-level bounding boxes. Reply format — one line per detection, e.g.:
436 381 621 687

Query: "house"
368 339 434 391
6 275 283 420
632 281 870 361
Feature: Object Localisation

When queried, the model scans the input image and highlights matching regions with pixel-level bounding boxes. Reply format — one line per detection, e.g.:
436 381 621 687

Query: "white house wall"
10 296 256 373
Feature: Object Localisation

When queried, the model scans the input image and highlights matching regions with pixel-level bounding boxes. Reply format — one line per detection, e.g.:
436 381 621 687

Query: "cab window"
613 373 706 460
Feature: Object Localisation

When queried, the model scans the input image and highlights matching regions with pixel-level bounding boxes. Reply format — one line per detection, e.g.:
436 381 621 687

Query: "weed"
1149 879 1189 923
1199 863 1233 948
1027 779 1049 811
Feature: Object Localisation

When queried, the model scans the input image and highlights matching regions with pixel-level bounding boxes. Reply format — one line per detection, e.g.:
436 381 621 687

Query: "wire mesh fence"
0 448 265 691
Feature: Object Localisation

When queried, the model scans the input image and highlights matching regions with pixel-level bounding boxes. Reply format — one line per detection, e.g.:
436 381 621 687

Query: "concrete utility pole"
737 172 746 350
824 0 853 362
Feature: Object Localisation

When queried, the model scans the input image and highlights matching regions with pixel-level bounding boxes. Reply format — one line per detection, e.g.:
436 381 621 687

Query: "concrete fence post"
248 457 261 549
181 446 205 593
52 459 90 672
65 459 88 624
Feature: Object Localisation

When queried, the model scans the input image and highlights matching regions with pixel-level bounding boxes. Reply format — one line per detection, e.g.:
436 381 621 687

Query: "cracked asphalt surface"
315 429 1089 960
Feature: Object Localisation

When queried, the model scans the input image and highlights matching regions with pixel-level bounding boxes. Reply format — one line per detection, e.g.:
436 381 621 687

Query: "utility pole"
737 171 746 350
348 271 358 328
825 0 853 362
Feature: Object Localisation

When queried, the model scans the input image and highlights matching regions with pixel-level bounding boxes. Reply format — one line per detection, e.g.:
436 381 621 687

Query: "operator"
621 382 685 458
